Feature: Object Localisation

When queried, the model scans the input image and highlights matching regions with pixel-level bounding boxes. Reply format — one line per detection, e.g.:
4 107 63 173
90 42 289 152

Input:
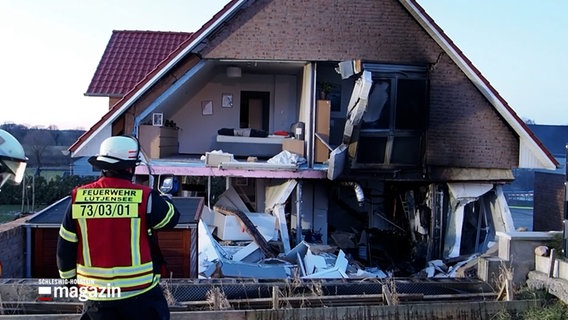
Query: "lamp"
226 66 242 78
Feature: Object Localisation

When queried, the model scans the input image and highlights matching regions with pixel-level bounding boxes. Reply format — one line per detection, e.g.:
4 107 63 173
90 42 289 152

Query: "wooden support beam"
272 286 280 310
382 284 397 306
213 205 275 258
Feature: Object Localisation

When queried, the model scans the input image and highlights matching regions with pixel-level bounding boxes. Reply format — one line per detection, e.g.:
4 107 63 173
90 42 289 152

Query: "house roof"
70 0 557 170
70 0 239 154
527 124 568 158
85 30 192 98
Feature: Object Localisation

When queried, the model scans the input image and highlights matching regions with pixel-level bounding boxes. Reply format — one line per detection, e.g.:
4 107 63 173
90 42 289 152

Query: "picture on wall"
222 93 233 108
202 100 213 115
152 113 164 126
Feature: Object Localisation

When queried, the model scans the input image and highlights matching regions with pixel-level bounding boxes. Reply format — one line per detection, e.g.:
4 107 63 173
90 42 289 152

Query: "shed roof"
26 196 203 227
85 30 192 98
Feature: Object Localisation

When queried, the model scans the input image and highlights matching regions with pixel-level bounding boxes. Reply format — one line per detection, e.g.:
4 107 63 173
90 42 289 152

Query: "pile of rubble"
197 185 483 280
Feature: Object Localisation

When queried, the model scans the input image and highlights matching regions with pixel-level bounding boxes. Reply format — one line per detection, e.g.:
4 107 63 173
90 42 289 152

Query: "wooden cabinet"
315 100 331 163
138 125 178 158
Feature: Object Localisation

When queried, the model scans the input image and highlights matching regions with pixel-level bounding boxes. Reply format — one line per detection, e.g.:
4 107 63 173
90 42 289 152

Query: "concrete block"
558 258 568 281
478 256 507 288
534 254 553 274
497 231 562 287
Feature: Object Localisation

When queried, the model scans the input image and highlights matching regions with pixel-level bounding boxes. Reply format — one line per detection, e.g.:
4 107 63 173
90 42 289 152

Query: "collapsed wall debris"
197 180 515 281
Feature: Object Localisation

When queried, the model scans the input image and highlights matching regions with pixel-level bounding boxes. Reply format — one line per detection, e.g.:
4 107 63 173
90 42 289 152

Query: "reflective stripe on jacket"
71 177 157 300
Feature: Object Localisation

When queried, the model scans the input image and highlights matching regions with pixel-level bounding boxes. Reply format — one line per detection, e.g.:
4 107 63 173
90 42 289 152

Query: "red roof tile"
85 30 192 97
70 0 238 153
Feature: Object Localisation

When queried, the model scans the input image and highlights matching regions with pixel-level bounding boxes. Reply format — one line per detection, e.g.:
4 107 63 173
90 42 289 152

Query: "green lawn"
0 204 47 223
0 205 23 223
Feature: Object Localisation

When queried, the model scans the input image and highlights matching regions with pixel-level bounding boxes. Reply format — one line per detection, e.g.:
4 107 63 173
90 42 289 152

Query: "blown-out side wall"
201 0 520 171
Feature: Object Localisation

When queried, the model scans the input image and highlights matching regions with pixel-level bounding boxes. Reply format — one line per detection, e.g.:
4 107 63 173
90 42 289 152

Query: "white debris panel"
197 181 512 280
197 184 388 280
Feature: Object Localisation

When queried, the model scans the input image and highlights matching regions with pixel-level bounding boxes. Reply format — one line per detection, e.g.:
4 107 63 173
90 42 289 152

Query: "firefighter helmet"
88 136 141 170
0 129 28 188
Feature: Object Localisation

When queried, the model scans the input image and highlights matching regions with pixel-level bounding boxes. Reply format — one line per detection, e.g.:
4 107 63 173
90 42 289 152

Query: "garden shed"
24 196 203 278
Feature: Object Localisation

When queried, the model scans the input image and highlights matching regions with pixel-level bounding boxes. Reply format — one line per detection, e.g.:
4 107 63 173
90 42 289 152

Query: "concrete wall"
0 217 26 278
497 231 562 287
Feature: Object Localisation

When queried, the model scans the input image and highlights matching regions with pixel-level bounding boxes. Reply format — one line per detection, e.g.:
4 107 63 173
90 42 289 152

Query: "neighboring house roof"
70 0 557 170
85 30 192 98
70 0 238 154
527 124 568 159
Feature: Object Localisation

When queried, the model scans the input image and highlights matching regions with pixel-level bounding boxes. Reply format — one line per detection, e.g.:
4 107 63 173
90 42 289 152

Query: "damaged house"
61 0 557 280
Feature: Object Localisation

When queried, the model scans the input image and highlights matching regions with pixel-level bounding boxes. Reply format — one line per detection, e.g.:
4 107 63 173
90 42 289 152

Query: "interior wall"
173 73 298 155
274 74 299 133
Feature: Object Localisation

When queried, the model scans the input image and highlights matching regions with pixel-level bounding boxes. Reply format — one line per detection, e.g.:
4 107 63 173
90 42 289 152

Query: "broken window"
353 64 428 168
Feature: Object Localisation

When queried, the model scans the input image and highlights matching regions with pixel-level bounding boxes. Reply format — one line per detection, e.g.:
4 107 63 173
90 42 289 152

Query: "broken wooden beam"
213 205 276 258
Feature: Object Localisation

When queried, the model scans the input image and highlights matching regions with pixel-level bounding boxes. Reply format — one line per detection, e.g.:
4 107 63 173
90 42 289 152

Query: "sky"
1 1 566 130
418 0 568 126
0 0 228 130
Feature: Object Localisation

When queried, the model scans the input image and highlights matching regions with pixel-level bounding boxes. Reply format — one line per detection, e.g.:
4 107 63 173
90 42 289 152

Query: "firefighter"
0 129 28 190
56 135 180 320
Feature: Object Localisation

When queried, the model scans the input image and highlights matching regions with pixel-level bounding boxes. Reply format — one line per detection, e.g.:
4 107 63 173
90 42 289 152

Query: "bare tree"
47 125 61 145
522 117 536 125
23 127 55 172
1 122 28 141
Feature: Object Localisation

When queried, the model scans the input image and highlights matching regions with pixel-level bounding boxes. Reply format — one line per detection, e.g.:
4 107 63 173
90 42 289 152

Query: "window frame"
351 63 429 169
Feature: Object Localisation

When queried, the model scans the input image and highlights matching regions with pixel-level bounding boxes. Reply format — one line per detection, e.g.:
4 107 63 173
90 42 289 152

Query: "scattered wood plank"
382 284 396 306
213 205 275 258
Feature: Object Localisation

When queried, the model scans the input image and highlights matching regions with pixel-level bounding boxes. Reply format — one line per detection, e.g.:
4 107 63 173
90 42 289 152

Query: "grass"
491 285 568 320
0 205 22 223
0 204 47 223
495 297 568 320
522 300 568 319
